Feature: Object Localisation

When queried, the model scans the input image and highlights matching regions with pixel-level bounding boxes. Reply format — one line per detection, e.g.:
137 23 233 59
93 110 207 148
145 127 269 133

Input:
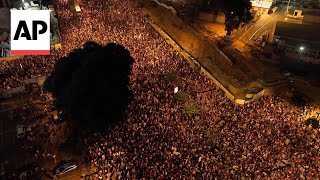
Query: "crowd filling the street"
1 0 320 179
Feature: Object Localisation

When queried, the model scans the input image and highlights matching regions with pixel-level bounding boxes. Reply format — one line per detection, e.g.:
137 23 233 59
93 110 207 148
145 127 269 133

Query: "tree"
224 0 253 36
305 118 319 129
44 42 134 131
208 0 253 35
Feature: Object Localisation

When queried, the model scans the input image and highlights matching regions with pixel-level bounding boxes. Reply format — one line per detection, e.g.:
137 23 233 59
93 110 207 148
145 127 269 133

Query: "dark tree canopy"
305 118 319 129
44 42 134 131
40 0 51 7
208 0 253 35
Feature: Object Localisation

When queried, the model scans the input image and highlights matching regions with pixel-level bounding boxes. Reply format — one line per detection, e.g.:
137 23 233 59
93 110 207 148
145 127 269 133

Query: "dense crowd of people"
1 0 320 179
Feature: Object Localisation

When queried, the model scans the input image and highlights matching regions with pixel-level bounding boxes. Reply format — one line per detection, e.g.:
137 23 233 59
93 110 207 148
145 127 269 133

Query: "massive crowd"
1 0 320 179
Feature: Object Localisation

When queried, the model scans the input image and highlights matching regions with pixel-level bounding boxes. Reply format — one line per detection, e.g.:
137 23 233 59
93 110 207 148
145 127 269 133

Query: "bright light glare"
299 46 305 51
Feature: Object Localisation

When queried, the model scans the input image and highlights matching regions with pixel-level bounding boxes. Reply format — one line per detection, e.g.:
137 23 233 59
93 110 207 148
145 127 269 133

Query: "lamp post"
286 0 291 14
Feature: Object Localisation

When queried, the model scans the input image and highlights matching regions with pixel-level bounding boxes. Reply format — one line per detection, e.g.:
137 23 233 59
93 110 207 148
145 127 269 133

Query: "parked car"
16 125 25 139
54 161 77 175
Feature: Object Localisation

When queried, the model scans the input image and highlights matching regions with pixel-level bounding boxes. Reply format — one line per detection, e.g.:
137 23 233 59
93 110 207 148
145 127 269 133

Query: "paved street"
0 113 16 149
0 95 29 148
0 110 23 178
238 5 288 45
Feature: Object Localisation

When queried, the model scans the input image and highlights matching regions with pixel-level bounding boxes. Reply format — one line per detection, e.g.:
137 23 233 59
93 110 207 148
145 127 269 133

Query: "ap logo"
11 10 50 55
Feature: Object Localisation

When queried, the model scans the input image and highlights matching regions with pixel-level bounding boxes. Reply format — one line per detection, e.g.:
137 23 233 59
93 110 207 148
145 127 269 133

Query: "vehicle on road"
16 125 25 139
54 161 77 175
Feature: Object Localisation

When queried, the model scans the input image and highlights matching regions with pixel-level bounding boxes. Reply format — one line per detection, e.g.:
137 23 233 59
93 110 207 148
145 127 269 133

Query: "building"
273 21 320 62
302 8 320 24
303 0 320 8
250 0 274 15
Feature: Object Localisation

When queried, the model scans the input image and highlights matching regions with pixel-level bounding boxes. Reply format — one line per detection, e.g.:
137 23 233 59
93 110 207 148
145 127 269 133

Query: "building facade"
250 0 274 15
273 22 320 62
303 8 320 24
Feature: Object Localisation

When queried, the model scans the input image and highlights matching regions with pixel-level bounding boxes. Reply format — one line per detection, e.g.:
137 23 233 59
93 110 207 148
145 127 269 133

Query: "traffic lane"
239 5 287 43
0 107 41 175
250 8 288 41
0 142 34 177
247 14 284 44
56 166 83 180
0 112 17 133
0 131 16 148
0 111 17 148
239 15 275 42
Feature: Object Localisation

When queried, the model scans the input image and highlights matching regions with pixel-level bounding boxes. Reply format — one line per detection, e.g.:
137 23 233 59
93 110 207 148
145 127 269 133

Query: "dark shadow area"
4 163 50 180
57 130 83 155
286 91 309 107
279 57 320 86
305 118 320 129
44 41 134 132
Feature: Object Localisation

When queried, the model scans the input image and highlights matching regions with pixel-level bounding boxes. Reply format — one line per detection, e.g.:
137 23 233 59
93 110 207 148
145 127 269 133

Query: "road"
0 96 29 178
239 5 287 45
0 95 29 149
0 110 22 178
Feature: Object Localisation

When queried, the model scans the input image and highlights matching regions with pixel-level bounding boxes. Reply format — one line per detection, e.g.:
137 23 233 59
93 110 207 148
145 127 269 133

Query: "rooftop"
302 8 320 16
274 21 320 43
250 0 273 9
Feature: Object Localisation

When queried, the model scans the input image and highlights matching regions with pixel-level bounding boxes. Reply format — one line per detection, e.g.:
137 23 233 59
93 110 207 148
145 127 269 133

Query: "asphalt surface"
239 5 287 45
0 95 35 178
0 99 24 178
0 96 29 148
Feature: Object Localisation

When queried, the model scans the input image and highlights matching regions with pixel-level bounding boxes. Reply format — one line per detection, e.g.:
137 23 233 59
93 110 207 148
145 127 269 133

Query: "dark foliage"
44 42 134 131
290 92 309 107
208 0 253 35
224 0 253 35
40 0 51 7
305 118 320 129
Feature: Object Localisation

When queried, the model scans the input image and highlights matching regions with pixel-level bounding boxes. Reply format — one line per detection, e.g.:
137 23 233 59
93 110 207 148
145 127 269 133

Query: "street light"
299 46 305 51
